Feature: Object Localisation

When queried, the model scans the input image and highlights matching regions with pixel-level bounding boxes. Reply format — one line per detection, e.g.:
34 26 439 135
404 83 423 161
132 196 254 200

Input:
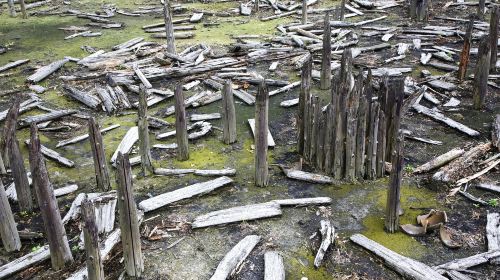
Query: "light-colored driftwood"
486 213 500 264
281 168 334 184
0 245 50 279
0 59 29 73
57 124 119 147
433 250 500 274
81 198 105 280
272 197 332 207
0 180 21 252
476 183 500 194
192 202 282 229
413 148 464 174
314 220 335 268
210 235 260 280
27 58 69 83
264 251 285 280
248 119 275 147
351 234 447 280
110 127 138 163
138 176 233 213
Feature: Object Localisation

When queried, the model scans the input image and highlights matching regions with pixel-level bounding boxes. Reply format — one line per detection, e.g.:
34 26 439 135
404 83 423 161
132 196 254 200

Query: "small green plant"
71 245 80 253
31 245 42 252
19 211 30 218
488 199 499 207
404 164 414 173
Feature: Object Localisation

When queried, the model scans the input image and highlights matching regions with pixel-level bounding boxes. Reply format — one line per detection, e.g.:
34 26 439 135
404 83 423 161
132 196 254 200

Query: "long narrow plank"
412 103 479 136
351 234 447 280
486 213 500 264
0 245 50 279
282 168 334 184
273 197 332 206
0 59 29 73
248 119 275 147
110 126 138 163
210 235 261 280
56 124 120 147
433 250 500 273
138 176 233 213
192 202 282 229
264 251 285 280
24 140 74 167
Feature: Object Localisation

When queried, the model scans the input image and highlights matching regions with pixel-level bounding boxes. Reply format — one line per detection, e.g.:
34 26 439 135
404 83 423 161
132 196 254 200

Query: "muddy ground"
0 0 500 279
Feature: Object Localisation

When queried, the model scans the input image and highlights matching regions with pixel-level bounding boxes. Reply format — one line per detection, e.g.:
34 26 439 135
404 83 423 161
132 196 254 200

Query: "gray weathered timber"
24 140 75 167
264 251 285 280
63 85 101 109
355 95 368 178
410 0 428 21
458 15 474 81
81 198 105 280
491 6 499 71
476 183 500 193
19 109 77 127
191 113 221 121
112 37 144 50
493 115 500 149
0 245 50 279
412 102 479 136
192 202 282 229
210 235 261 280
302 0 307 24
222 80 237 144
320 12 332 90
413 148 464 174
57 124 119 147
385 134 404 233
163 0 176 54
0 59 29 73
366 102 379 180
351 234 447 279
110 126 138 163
314 220 335 268
0 180 21 252
95 85 116 113
478 0 486 18
272 197 332 207
281 168 334 184
248 119 275 147
89 118 111 191
115 152 143 277
28 124 73 270
27 58 69 83
473 35 490 109
486 212 500 264
194 169 236 176
174 84 189 161
297 54 311 154
138 86 153 176
433 250 500 274
133 64 152 89
255 80 269 187
138 176 233 213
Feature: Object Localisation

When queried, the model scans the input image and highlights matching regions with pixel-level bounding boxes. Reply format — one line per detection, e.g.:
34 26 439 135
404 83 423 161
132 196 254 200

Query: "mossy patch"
287 246 332 280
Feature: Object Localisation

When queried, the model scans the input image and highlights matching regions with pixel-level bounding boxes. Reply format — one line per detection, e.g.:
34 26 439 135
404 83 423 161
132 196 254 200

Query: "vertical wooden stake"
163 0 176 54
458 15 474 82
478 0 486 19
302 0 308 24
222 80 237 144
345 78 360 181
385 133 404 233
355 94 368 179
5 97 32 212
89 118 111 191
320 12 332 90
376 109 386 178
309 96 320 163
255 0 260 13
139 86 153 175
410 0 428 21
490 5 499 72
473 35 491 110
19 0 27 18
339 0 346 20
255 79 269 187
81 197 105 280
298 53 312 155
7 0 16 17
116 152 144 277
0 180 21 252
28 124 73 270
175 84 189 161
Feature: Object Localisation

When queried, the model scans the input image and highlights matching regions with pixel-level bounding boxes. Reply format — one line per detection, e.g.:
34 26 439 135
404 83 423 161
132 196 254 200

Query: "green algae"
287 246 332 280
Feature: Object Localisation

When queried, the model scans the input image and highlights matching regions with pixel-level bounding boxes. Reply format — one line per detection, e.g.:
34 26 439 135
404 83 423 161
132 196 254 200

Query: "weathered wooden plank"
433 250 500 274
0 180 21 252
175 84 189 161
0 245 50 279
27 58 69 83
264 251 285 280
413 148 464 174
0 59 29 73
192 202 282 229
351 234 447 280
281 168 334 184
110 127 138 163
24 140 74 167
210 235 260 280
138 176 233 213
248 119 275 147
19 109 77 127
486 213 500 264
56 124 119 148
81 198 105 280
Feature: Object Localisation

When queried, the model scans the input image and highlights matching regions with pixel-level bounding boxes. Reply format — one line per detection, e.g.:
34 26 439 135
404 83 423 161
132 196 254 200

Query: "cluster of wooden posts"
297 48 404 182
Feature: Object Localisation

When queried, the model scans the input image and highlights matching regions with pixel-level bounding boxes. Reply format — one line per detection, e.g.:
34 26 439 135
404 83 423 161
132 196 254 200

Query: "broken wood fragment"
413 148 464 174
264 251 285 280
281 167 333 184
174 84 189 161
314 220 335 268
27 58 69 83
89 118 111 191
210 235 260 280
0 180 21 252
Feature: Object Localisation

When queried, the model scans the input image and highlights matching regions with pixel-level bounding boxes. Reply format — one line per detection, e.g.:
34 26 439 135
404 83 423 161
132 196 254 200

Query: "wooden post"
339 0 346 20
163 0 176 54
138 86 153 175
333 90 347 179
410 0 428 21
89 118 111 191
302 0 307 24
222 80 237 144
5 97 32 212
115 152 144 277
7 0 16 17
0 180 21 252
2 96 21 168
355 94 368 179
316 111 326 171
19 0 27 18
376 109 386 178
473 35 491 110
28 124 73 270
345 77 360 181
309 96 319 163
255 79 269 187
458 15 474 82
320 12 332 90
303 95 312 161
81 197 105 280
490 5 499 72
175 84 189 161
385 133 404 233
325 76 339 174
478 0 486 19
298 54 312 155
366 103 379 180
255 0 260 13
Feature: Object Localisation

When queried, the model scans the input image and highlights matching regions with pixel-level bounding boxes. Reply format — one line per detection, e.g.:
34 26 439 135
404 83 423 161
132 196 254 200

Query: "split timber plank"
314 220 335 268
433 250 500 274
24 140 74 167
486 213 500 264
192 202 282 229
413 148 465 174
412 103 480 136
351 234 447 280
0 59 29 73
27 58 69 83
138 176 233 213
282 168 334 184
264 251 285 280
272 197 332 206
476 183 500 193
110 127 138 163
248 119 275 147
56 124 120 147
0 245 50 279
210 235 260 280
19 109 77 127
193 169 236 176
